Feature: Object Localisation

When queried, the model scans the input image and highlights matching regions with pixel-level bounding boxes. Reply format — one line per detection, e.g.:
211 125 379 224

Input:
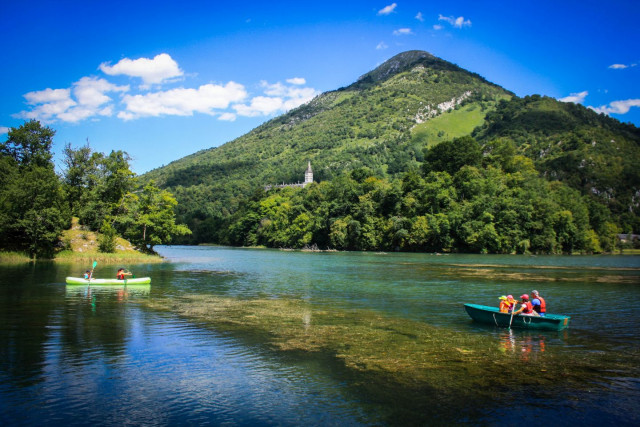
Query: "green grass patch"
411 103 487 147
54 250 163 264
0 251 32 264
619 248 640 255
54 217 162 263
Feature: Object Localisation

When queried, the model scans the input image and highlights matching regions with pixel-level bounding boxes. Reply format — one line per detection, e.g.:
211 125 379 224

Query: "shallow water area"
1 246 639 425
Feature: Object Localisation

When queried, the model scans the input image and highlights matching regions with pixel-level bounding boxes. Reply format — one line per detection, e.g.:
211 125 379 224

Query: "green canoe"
464 303 570 331
65 277 151 285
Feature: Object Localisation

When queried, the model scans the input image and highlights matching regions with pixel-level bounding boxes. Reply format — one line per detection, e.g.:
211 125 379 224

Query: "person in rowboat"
531 290 546 317
513 294 540 316
499 296 510 313
117 268 132 280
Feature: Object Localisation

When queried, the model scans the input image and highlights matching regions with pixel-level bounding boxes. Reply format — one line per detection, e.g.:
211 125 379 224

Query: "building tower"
304 161 313 187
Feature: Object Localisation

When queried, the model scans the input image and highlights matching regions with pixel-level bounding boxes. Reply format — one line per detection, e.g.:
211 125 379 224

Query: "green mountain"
142 50 639 248
144 52 511 232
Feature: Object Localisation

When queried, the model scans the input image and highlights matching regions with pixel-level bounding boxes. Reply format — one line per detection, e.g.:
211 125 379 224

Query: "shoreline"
0 250 164 265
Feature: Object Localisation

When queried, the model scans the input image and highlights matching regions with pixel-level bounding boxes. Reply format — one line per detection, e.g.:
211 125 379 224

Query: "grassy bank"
54 250 163 264
1 218 164 264
0 251 32 263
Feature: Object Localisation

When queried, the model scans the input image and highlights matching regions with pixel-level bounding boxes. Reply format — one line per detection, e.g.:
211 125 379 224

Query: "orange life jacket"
499 300 510 313
538 296 546 313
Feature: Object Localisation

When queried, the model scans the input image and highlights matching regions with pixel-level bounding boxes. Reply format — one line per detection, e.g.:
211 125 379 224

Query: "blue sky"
1 0 638 174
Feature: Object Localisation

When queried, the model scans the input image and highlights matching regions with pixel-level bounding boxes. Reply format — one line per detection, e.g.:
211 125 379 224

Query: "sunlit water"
1 246 639 425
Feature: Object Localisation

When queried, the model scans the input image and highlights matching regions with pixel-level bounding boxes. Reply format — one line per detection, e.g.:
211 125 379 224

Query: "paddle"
508 299 516 329
123 268 134 286
88 260 97 281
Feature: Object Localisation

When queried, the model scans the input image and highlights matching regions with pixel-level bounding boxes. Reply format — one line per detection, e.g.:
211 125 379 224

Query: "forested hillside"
473 95 640 232
142 50 640 252
143 51 512 242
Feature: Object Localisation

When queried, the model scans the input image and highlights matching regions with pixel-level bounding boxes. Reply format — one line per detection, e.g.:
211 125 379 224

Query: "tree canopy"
0 121 190 258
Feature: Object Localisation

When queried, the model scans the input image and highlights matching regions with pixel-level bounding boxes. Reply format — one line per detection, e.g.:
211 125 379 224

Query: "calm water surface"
1 246 639 426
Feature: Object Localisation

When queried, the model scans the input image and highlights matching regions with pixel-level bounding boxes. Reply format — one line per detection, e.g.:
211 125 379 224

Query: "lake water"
1 246 639 426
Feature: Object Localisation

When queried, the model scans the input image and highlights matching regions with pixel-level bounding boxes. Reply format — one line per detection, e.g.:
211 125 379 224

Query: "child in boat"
499 296 510 313
116 268 132 280
506 295 517 312
84 270 91 279
513 294 540 316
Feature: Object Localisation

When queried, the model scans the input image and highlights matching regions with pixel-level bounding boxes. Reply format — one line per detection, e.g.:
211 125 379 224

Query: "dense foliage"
0 121 190 258
0 120 69 257
222 136 618 254
141 51 639 250
474 95 640 233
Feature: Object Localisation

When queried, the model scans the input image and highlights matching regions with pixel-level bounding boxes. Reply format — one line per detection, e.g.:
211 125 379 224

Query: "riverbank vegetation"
0 120 190 259
221 135 631 254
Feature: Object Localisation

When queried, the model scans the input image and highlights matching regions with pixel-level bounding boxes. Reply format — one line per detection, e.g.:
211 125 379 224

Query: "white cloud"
393 28 414 36
73 77 128 107
218 112 237 121
261 81 288 96
415 12 424 22
0 126 9 135
558 91 588 104
14 78 127 123
99 53 184 87
608 63 636 69
433 24 444 30
590 99 640 115
438 14 472 28
233 80 318 117
234 96 284 117
376 41 389 50
286 77 306 85
378 3 397 16
13 54 317 124
118 82 247 120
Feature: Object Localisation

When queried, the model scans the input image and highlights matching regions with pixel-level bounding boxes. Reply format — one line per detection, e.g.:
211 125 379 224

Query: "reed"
0 251 32 263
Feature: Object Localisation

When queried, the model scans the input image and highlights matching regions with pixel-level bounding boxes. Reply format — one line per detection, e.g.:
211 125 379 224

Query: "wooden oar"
508 301 516 329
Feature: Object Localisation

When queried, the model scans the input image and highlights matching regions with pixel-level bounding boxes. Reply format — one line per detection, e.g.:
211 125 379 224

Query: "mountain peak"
357 50 438 83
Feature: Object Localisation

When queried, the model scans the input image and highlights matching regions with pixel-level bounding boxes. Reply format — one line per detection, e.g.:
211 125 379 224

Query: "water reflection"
498 330 550 361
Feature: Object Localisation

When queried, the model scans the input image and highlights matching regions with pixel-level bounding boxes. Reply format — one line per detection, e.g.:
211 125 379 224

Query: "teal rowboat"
464 303 570 331
66 277 151 285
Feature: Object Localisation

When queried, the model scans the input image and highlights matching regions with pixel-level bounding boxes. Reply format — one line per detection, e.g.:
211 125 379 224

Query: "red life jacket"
522 301 533 314
533 296 546 314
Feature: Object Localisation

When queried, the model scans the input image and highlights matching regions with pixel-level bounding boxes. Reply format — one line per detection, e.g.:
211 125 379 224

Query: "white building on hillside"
265 161 313 191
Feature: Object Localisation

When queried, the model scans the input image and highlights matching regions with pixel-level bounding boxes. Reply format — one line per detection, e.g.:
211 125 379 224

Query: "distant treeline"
211 136 627 254
0 120 190 259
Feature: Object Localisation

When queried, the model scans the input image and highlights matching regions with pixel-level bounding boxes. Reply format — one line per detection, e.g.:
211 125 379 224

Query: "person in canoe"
499 296 510 313
531 290 546 317
117 268 132 280
513 294 540 316
84 270 92 280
